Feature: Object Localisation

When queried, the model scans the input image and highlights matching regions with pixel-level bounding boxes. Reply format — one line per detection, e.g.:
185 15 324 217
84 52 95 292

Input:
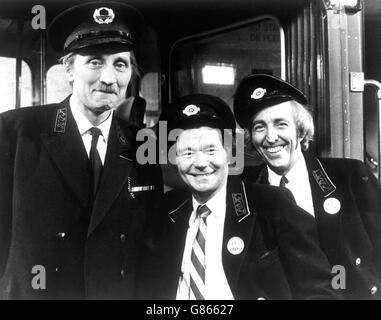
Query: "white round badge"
227 237 245 255
323 197 341 215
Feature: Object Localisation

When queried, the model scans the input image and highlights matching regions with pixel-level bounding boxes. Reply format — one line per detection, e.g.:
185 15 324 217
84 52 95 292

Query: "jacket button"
362 176 369 182
120 234 126 243
355 257 361 266
55 267 60 272
371 286 378 295
120 269 125 278
57 232 66 239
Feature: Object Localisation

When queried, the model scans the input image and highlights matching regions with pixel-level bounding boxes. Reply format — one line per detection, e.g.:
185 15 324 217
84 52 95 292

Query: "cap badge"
251 88 267 100
93 7 115 24
182 104 200 116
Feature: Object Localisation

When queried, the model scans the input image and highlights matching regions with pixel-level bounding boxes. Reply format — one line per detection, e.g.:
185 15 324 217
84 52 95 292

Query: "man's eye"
277 122 288 128
115 62 128 71
88 60 102 68
178 149 194 158
253 124 265 132
204 148 216 155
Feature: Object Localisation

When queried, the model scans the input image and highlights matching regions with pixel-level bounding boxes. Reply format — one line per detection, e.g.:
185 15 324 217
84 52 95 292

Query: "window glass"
47 64 72 104
170 16 284 116
0 57 32 112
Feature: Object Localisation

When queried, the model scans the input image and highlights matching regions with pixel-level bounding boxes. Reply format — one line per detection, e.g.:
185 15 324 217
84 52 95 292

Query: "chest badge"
323 197 341 215
227 237 245 255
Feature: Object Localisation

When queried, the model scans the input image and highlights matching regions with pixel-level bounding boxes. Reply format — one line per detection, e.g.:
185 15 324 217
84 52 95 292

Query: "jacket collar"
303 153 341 264
40 97 91 208
41 97 137 236
167 176 255 296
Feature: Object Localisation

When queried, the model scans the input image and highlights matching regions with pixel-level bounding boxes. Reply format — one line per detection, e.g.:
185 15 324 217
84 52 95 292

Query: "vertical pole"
40 30 47 105
15 20 24 109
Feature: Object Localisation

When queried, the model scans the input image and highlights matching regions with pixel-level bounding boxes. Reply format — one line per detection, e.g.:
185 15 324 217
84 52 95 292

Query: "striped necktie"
189 204 211 300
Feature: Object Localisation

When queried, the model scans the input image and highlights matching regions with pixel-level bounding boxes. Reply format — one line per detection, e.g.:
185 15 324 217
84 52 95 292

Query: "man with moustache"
234 74 381 299
141 94 337 300
0 1 162 299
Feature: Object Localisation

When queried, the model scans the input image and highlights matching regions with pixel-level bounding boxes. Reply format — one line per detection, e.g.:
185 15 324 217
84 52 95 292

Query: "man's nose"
99 64 117 85
266 126 279 143
193 151 209 168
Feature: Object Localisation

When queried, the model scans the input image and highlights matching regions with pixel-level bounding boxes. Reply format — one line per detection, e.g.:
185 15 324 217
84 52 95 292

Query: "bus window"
141 72 160 128
47 64 72 104
170 16 284 113
0 57 32 112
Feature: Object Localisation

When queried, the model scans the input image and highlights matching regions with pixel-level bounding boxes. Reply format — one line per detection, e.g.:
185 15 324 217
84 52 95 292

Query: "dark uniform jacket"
139 176 337 300
243 153 381 299
0 97 162 299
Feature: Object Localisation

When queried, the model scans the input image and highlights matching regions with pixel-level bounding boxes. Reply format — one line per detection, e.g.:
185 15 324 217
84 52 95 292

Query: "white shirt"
267 154 315 217
176 182 234 300
70 102 113 165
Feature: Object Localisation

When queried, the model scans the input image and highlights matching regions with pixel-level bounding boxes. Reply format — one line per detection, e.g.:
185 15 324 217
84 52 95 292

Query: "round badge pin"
323 197 341 215
227 237 244 255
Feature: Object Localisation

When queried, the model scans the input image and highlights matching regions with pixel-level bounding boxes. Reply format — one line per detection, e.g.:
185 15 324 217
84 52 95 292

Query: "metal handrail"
364 79 381 180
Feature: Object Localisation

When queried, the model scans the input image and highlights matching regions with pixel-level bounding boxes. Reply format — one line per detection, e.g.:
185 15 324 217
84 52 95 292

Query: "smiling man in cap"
140 93 338 300
0 1 162 299
234 73 381 299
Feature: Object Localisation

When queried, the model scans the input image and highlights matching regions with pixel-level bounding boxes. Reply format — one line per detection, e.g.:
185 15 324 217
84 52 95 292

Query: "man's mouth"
264 145 286 154
95 89 117 94
190 171 215 177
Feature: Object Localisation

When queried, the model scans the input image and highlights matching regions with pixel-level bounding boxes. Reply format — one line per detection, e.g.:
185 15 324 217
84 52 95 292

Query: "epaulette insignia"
54 108 67 133
232 193 247 217
312 169 335 196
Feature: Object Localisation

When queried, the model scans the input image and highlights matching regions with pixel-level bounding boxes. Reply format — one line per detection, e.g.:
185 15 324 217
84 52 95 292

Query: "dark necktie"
279 175 288 188
89 127 103 196
189 204 211 300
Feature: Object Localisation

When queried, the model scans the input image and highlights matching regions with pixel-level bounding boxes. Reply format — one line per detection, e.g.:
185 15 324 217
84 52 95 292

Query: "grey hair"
290 100 314 151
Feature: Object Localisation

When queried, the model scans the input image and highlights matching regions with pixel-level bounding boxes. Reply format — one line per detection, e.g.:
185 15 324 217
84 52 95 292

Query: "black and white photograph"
0 0 380 306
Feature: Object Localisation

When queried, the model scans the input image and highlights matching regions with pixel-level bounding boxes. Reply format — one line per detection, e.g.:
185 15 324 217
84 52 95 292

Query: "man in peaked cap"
234 74 381 299
139 93 338 300
0 1 162 299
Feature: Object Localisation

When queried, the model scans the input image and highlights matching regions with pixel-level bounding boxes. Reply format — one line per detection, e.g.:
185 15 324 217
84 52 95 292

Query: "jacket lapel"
222 176 255 294
165 194 193 297
87 117 134 237
40 98 91 208
305 154 342 264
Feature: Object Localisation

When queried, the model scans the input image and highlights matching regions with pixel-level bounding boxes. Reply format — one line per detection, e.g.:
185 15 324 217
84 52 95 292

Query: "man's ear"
64 65 74 82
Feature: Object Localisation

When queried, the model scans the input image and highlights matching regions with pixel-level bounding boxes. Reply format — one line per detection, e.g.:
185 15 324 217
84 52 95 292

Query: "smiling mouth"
190 171 215 177
264 145 286 154
95 90 116 95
